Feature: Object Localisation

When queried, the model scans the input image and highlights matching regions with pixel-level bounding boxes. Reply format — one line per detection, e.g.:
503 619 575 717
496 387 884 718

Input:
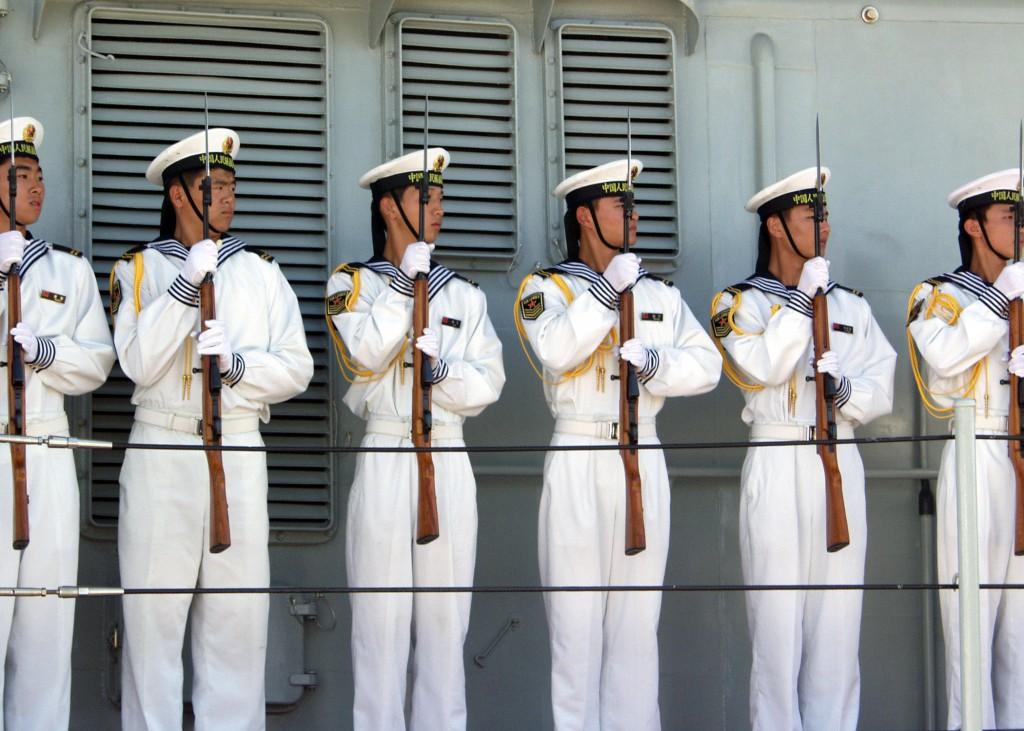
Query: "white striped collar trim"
363 257 457 301
547 259 651 284
743 273 837 298
19 238 51 277
148 235 248 265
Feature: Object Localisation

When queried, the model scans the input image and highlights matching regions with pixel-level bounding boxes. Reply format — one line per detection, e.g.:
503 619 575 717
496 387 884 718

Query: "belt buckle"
609 422 618 440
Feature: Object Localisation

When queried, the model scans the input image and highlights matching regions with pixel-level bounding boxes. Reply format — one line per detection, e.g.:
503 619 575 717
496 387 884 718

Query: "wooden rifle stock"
1009 299 1024 555
620 288 645 555
6 266 27 550
413 274 438 545
200 276 230 553
812 292 849 552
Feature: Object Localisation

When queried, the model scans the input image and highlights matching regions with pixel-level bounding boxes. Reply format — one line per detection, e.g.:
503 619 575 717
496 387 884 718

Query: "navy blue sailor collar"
743 269 838 298
147 235 248 266
363 255 457 302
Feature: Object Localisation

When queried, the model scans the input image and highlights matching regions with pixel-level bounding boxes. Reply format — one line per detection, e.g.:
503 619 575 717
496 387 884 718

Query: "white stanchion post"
954 398 982 731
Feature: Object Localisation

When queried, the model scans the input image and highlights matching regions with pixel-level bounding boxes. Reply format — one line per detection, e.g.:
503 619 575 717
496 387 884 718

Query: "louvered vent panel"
557 25 679 256
86 9 332 530
397 18 517 258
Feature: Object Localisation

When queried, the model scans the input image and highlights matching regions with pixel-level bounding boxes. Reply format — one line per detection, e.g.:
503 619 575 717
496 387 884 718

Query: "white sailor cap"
554 159 644 208
145 128 240 187
359 148 450 196
948 169 1022 213
0 117 44 161
745 166 830 219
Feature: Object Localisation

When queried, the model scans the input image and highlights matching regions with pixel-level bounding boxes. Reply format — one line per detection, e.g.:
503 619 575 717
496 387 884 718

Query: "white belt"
134 406 260 436
365 418 463 441
750 423 854 441
554 418 657 441
950 415 1007 433
0 413 69 437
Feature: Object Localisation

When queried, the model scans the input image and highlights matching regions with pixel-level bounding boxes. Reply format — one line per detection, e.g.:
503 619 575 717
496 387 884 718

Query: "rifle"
620 112 645 556
1010 121 1024 556
5 87 28 550
811 117 849 553
200 94 230 553
413 95 438 545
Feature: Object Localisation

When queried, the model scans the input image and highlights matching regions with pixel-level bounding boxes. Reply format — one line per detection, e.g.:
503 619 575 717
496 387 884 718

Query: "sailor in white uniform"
0 116 114 731
111 128 313 730
908 169 1024 730
516 160 721 730
326 148 504 731
712 167 895 731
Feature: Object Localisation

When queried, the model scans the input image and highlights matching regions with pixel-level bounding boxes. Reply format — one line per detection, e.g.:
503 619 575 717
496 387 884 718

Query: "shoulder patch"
834 284 864 297
711 308 731 338
727 282 754 294
907 296 925 326
645 273 674 287
326 290 350 316
520 291 545 320
51 244 82 258
119 244 147 262
452 272 479 288
246 247 275 263
110 278 122 316
331 262 367 277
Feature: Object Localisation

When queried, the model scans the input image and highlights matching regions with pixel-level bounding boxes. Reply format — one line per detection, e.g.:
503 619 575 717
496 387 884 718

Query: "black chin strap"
0 197 21 228
391 190 422 241
777 212 809 261
586 201 624 252
975 211 1008 262
179 174 224 237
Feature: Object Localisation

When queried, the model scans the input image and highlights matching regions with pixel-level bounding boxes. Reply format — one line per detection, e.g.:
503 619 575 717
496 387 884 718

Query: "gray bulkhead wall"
6 0 1024 728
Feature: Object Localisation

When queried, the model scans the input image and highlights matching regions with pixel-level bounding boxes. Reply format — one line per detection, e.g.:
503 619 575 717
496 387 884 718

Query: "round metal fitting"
861 6 880 24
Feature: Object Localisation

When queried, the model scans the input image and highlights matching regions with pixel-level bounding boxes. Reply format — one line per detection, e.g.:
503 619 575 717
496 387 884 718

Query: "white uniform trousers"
937 433 1024 730
119 421 270 731
346 433 477 731
539 433 670 731
0 416 78 731
740 436 866 731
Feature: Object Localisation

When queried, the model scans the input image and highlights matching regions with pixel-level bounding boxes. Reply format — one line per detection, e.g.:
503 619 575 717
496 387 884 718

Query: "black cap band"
957 188 1021 214
161 152 235 185
756 188 826 219
565 180 631 209
0 141 38 162
370 170 443 197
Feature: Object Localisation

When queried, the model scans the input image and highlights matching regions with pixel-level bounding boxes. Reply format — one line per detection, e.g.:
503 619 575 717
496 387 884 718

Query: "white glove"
0 230 26 275
180 239 218 286
415 327 440 363
400 241 433 279
619 338 651 371
994 261 1024 300
196 319 233 373
816 349 842 381
603 253 641 293
10 322 38 363
1009 345 1024 378
797 257 830 297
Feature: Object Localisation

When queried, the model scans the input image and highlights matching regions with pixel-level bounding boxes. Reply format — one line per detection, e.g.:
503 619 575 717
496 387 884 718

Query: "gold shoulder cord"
709 289 765 392
906 282 983 419
514 272 616 387
325 264 407 384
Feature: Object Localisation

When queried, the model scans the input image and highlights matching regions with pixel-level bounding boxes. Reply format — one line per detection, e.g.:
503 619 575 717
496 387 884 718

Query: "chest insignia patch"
640 312 663 322
520 292 545 320
711 309 730 338
40 290 66 305
326 291 349 316
831 323 853 334
441 317 462 329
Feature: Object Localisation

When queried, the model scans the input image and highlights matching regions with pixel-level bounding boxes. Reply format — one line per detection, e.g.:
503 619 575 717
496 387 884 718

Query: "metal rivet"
77 209 86 218
861 6 879 23
76 158 86 167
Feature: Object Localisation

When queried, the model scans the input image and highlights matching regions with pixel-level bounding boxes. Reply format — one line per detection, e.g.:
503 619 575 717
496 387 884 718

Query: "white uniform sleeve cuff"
982 285 1010 320
221 353 244 386
389 270 415 298
590 276 620 311
835 376 852 409
786 290 814 318
26 337 55 370
637 348 659 383
169 274 201 307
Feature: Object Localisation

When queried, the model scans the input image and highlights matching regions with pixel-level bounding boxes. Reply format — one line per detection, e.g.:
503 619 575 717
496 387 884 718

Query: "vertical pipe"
954 399 982 731
919 479 937 730
750 33 776 191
